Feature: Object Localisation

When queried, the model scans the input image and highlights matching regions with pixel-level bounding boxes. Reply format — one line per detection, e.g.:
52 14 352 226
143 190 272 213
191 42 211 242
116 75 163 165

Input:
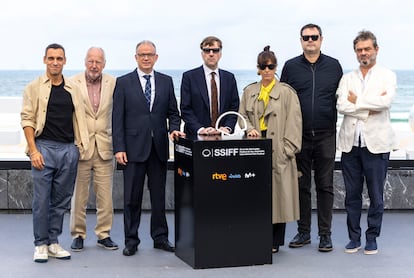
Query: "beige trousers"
70 147 115 240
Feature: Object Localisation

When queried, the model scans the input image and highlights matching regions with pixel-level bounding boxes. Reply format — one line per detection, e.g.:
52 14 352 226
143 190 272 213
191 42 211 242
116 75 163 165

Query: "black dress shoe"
154 240 175 252
289 232 311 248
318 235 333 252
71 236 84 252
122 246 137 256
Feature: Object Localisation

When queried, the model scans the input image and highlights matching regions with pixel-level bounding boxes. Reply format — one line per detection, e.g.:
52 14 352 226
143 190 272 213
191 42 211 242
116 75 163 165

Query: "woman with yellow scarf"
239 46 302 253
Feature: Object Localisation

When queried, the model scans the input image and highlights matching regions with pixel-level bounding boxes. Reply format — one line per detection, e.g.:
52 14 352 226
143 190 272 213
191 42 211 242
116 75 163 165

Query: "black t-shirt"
38 81 75 143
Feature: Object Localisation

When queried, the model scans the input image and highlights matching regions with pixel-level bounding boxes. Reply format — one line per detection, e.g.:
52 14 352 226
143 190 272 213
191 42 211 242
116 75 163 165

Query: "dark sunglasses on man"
302 35 319 41
202 48 221 54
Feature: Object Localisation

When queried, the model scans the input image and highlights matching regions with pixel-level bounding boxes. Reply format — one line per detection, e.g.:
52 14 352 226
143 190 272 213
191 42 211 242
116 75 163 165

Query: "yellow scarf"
257 79 275 131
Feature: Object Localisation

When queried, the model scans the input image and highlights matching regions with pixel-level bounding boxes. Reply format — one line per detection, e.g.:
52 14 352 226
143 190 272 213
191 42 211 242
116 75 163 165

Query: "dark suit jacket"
112 69 181 162
180 66 240 135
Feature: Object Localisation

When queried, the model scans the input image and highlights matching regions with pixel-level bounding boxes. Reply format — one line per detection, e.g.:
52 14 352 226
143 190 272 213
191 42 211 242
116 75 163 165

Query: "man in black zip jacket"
280 23 343 252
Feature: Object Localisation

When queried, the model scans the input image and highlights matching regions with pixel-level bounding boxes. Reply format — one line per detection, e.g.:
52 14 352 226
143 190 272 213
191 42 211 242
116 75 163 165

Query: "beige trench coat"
239 81 302 223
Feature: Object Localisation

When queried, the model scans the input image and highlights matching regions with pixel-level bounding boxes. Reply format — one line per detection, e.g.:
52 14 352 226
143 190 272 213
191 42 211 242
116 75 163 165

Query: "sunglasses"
258 64 276 70
202 48 221 54
302 35 319 41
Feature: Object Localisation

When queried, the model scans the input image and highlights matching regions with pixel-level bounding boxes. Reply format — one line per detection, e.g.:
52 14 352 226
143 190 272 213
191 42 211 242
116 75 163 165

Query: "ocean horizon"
1 69 413 122
1 69 414 160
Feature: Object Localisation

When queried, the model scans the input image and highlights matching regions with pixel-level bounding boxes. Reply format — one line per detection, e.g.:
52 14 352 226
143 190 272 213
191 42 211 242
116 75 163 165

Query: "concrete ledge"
0 169 174 210
1 167 414 211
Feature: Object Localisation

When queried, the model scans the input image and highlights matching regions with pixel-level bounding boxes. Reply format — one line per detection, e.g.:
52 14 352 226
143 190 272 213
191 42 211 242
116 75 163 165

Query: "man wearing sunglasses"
280 23 343 252
180 36 240 136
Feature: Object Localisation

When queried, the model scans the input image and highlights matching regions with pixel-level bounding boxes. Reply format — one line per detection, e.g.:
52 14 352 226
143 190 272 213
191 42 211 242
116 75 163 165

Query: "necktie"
211 72 218 126
143 75 151 108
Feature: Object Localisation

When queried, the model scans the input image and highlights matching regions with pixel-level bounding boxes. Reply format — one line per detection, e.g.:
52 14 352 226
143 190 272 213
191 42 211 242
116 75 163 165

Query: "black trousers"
296 131 335 236
122 145 168 249
273 223 286 247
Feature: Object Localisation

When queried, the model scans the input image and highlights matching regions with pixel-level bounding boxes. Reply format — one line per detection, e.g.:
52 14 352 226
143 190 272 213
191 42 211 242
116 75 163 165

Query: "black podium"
174 136 272 269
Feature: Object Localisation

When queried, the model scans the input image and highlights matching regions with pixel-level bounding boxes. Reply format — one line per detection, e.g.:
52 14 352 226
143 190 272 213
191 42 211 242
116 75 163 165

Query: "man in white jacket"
336 30 397 255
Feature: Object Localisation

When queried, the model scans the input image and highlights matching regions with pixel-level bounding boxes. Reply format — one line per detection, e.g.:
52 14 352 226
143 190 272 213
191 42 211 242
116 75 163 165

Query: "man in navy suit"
180 36 240 136
112 40 185 256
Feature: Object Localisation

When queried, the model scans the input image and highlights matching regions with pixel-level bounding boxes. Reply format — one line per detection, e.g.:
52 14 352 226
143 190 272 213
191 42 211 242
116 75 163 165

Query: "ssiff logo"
202 148 239 158
177 167 190 178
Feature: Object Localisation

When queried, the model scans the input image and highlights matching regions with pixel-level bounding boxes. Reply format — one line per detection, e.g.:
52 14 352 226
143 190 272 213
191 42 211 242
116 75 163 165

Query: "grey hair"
136 40 157 52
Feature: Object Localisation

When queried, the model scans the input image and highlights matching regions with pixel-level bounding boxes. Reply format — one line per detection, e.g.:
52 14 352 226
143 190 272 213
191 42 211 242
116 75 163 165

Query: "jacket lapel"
218 69 225 113
152 71 161 111
196 67 210 110
263 84 281 118
77 74 95 115
131 70 150 111
97 75 111 115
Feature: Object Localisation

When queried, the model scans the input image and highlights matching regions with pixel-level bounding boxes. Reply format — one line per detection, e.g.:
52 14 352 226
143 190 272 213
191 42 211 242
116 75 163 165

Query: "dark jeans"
296 131 335 236
341 147 389 241
32 139 79 246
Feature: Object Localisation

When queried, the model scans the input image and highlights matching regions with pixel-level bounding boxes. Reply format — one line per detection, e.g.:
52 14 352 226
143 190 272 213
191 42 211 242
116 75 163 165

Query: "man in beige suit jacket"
69 47 118 251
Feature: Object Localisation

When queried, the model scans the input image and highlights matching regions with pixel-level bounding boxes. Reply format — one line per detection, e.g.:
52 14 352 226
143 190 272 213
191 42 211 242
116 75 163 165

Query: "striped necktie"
143 75 151 108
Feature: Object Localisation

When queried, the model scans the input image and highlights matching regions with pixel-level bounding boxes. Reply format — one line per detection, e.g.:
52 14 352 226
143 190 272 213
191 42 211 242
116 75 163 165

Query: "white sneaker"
33 245 48 263
48 243 71 260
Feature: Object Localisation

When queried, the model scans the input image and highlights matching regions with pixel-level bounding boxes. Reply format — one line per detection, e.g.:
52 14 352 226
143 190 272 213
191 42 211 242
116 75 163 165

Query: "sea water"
1 69 413 159
1 69 413 122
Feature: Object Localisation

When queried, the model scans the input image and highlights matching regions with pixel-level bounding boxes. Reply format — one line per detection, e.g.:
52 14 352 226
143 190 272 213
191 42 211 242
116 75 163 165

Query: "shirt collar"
136 68 154 78
203 64 218 76
357 63 378 79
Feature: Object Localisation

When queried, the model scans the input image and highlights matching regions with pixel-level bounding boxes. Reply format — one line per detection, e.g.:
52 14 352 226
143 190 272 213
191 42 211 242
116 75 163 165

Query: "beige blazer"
21 74 89 155
71 72 116 160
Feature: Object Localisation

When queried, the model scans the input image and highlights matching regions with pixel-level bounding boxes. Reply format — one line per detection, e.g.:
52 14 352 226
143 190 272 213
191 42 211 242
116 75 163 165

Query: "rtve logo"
212 172 227 180
211 173 243 181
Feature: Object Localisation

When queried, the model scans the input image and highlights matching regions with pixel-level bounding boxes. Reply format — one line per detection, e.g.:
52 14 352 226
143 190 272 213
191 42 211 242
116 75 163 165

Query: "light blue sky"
1 0 413 70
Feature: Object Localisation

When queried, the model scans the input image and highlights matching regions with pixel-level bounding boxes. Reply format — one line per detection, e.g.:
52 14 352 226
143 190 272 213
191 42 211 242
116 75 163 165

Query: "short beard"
86 72 102 83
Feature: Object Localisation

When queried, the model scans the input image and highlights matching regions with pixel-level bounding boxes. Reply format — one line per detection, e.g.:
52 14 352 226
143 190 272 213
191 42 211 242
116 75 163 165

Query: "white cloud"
1 0 413 70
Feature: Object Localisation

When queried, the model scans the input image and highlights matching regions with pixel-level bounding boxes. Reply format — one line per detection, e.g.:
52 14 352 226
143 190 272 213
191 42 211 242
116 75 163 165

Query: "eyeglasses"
302 35 319 41
136 53 156 58
258 64 276 70
202 48 221 54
